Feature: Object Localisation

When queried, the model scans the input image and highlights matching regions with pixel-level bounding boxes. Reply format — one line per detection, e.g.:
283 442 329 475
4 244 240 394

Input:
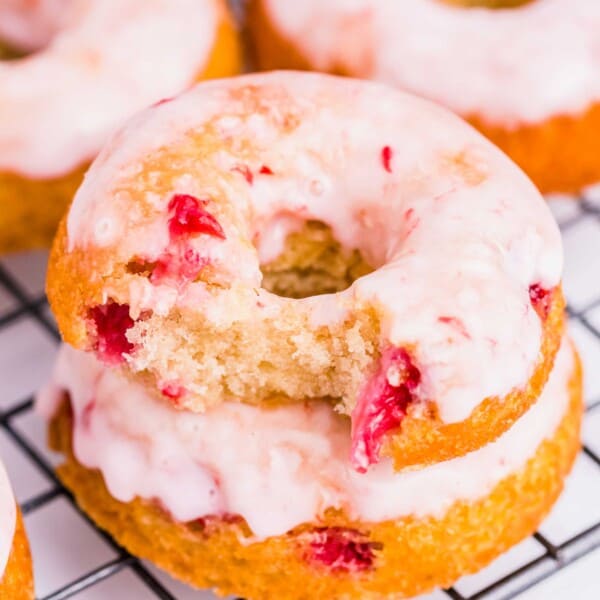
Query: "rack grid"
0 194 599 599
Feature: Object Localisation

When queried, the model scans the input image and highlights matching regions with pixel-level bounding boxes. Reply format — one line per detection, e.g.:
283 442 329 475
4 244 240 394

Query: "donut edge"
46 349 582 600
0 510 34 600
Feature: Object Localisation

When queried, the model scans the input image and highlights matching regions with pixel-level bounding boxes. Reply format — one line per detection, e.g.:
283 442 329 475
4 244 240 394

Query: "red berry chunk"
307 527 376 573
259 165 274 175
88 302 134 365
150 248 208 286
168 194 225 239
529 284 552 320
160 382 184 401
351 347 421 472
381 145 393 173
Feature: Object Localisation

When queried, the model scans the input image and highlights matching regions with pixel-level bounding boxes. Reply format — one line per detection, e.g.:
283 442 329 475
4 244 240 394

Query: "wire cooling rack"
0 196 599 600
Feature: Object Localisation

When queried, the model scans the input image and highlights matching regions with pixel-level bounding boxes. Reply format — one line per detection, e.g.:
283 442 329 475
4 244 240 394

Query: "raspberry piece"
381 145 393 173
160 382 184 401
351 347 420 472
88 301 135 365
231 164 254 185
259 165 274 175
150 248 208 285
529 284 552 320
307 528 377 573
168 194 225 239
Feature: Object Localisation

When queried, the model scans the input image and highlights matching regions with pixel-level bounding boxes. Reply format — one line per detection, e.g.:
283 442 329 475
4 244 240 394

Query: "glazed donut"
247 0 600 193
48 72 565 472
0 0 241 254
38 338 582 599
0 459 33 599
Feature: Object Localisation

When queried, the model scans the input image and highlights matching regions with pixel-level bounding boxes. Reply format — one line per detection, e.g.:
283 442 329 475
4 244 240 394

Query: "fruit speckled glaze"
48 71 565 471
247 0 600 193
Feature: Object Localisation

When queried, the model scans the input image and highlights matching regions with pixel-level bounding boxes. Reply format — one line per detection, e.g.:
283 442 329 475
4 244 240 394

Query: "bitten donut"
38 338 582 599
0 459 33 600
0 0 241 254
48 72 565 472
247 0 600 193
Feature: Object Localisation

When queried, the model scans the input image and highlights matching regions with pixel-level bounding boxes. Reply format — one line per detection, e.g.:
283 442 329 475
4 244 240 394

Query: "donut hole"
260 221 373 299
441 0 536 8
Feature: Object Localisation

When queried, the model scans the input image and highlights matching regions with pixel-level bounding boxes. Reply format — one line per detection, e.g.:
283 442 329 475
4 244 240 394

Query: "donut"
38 337 582 599
0 459 33 600
47 72 565 472
246 0 600 193
0 0 241 254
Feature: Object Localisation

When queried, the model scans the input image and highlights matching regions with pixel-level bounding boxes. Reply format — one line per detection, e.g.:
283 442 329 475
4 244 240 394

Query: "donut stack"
39 72 581 599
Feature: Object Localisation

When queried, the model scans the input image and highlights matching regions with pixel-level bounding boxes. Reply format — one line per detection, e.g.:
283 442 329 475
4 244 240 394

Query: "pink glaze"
0 460 16 580
529 284 552 320
0 0 222 178
66 72 563 423
38 339 573 539
261 0 600 127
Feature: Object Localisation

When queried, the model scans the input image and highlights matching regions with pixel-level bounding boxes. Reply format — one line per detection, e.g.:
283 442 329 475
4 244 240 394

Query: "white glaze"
67 72 563 423
0 459 16 580
262 0 600 127
0 0 221 178
37 340 574 538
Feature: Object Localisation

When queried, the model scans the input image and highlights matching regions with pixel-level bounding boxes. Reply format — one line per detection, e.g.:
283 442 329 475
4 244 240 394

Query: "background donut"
246 0 600 193
0 0 241 254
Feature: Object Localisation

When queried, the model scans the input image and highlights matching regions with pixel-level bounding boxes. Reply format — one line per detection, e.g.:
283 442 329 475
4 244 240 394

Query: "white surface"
516 547 600 600
0 199 599 597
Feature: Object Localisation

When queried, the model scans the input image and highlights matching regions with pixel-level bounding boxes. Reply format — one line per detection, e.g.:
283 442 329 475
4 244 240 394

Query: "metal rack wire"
0 196 599 599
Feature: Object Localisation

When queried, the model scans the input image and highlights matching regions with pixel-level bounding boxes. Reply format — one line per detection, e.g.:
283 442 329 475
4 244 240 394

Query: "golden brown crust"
0 166 87 256
246 0 600 194
48 353 581 599
0 8 242 256
386 286 565 469
469 105 600 194
0 511 34 600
